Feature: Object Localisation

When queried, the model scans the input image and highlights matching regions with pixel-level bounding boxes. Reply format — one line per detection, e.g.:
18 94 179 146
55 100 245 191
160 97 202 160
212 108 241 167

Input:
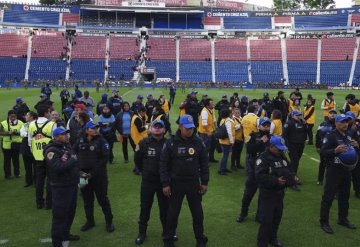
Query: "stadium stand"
250 40 282 61
223 17 272 29
179 38 210 60
72 35 106 59
294 15 348 28
180 61 212 82
320 61 352 85
0 58 26 83
32 32 67 58
0 33 28 57
215 38 247 61
321 38 355 61
146 37 176 60
251 61 283 83
70 59 104 81
286 39 318 61
109 36 138 60
216 61 248 82
29 58 66 81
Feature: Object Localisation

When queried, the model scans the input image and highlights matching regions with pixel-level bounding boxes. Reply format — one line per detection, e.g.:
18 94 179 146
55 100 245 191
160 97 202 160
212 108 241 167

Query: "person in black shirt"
44 127 80 247
185 91 201 128
73 121 115 233
13 97 30 123
315 110 337 185
255 136 296 247
134 120 169 245
215 95 230 122
272 91 288 124
283 110 307 191
160 114 209 247
320 114 359 234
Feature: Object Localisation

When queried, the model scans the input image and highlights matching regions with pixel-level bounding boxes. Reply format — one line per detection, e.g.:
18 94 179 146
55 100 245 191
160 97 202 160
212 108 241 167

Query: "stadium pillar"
211 38 216 83
316 38 322 84
24 32 33 81
280 36 289 85
104 33 110 82
176 36 180 82
348 37 360 86
65 34 73 81
246 38 252 84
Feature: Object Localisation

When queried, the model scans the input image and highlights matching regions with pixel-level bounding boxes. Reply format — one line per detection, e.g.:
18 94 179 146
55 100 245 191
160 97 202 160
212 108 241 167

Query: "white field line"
39 238 52 243
0 240 9 245
303 153 320 163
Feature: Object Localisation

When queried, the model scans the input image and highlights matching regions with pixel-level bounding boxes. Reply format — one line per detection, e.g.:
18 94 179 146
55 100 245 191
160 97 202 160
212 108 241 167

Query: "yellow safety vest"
179 107 186 117
241 113 259 142
322 99 335 116
304 106 316 124
257 109 266 118
233 117 243 141
28 120 55 161
130 115 148 146
349 104 360 118
1 120 23 150
198 107 215 134
272 119 283 136
162 100 170 114
288 99 294 112
219 118 235 145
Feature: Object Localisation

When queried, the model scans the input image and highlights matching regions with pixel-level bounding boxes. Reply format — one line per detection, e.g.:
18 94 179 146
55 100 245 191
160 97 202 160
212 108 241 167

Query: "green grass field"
0 87 360 247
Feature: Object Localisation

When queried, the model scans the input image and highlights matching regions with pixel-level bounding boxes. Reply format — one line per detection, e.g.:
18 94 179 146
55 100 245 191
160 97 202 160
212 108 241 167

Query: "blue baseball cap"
137 95 143 99
147 93 153 98
152 119 165 128
16 97 23 103
40 93 47 98
259 117 271 126
112 89 119 93
270 136 288 151
101 93 108 98
85 121 99 129
52 127 69 138
191 90 198 95
345 111 355 120
292 110 302 116
179 114 195 128
336 114 350 123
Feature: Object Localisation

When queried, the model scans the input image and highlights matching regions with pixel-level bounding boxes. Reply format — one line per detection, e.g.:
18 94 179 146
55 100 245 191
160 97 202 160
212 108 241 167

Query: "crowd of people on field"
1 83 360 247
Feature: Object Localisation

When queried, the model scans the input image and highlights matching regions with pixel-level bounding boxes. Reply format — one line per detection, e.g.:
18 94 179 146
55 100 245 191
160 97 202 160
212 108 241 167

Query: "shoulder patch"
323 138 328 144
47 152 54 160
284 124 288 128
256 159 262 166
104 143 110 150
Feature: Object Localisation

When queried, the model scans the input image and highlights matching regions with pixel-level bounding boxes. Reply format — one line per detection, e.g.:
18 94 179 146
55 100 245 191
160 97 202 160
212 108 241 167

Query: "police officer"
160 114 209 247
255 136 296 247
107 89 123 116
236 118 271 223
283 110 307 191
315 110 337 185
73 121 115 233
185 91 201 128
28 105 56 209
320 114 359 234
44 127 79 247
134 120 168 245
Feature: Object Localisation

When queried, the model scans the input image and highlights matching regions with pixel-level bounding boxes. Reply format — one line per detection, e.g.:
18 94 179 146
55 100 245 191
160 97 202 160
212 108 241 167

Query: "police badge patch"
90 146 95 151
47 152 54 160
256 159 262 166
188 148 195 155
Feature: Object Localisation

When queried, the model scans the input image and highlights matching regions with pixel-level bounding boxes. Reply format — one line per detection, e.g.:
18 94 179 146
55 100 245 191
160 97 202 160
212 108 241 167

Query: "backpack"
214 122 229 139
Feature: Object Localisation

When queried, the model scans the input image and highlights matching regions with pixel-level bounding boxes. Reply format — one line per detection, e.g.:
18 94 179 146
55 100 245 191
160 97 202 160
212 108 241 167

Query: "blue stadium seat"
29 58 66 81
216 61 248 82
288 61 317 83
70 59 104 82
251 61 283 83
224 17 272 29
0 58 26 83
295 15 348 28
3 11 59 25
180 61 212 82
108 60 135 81
147 61 176 79
320 61 352 85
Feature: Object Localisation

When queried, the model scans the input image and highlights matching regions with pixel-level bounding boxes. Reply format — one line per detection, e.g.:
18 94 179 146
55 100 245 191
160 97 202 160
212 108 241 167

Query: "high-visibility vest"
162 100 170 114
198 107 215 134
322 99 335 116
1 120 23 150
233 117 243 141
130 115 148 146
241 113 259 142
219 118 235 145
28 120 55 161
150 114 163 123
272 119 283 136
304 105 316 124
349 104 360 118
